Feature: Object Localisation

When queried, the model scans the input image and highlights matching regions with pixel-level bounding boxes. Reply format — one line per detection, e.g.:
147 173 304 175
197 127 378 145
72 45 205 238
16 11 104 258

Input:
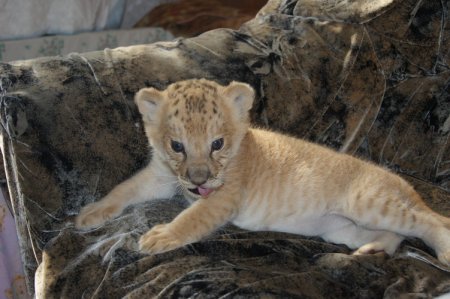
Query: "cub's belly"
232 212 352 237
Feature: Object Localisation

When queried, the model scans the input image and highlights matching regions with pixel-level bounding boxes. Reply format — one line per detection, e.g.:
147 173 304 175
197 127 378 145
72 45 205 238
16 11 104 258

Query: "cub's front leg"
139 195 236 254
76 162 177 229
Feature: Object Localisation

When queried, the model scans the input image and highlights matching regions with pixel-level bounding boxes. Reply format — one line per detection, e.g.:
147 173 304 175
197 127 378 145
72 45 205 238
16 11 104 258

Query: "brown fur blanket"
1 0 449 297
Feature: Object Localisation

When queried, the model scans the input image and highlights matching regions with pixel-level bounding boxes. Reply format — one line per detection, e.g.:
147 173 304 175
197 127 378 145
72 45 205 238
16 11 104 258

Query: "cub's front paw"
139 224 185 254
75 201 120 229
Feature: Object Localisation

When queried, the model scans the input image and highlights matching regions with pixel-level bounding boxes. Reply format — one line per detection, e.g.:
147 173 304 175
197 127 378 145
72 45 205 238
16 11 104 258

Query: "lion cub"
76 79 450 265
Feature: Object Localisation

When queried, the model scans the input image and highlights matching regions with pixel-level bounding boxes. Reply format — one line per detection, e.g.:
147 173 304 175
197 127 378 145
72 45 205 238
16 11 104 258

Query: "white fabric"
0 0 125 40
0 27 173 62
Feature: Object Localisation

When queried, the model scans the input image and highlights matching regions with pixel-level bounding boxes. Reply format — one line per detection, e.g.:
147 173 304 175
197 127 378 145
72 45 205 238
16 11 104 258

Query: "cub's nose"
187 165 211 186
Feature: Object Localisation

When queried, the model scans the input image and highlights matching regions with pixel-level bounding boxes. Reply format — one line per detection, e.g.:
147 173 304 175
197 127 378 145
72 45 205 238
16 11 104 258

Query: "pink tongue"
198 187 213 197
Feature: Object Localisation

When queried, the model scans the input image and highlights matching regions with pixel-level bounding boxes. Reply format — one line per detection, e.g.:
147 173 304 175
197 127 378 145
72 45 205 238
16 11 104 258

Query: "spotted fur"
76 79 450 266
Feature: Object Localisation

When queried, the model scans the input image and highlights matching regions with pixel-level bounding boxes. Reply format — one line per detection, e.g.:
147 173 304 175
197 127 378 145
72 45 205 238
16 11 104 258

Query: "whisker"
154 181 179 187
152 174 177 178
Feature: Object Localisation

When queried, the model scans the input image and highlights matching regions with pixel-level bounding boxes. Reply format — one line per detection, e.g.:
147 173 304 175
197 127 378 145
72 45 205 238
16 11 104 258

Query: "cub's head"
135 79 254 198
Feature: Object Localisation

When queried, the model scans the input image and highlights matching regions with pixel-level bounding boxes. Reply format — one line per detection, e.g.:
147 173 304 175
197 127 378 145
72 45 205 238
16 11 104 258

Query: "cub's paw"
437 251 450 267
353 242 387 256
353 233 402 256
75 201 121 229
139 224 185 254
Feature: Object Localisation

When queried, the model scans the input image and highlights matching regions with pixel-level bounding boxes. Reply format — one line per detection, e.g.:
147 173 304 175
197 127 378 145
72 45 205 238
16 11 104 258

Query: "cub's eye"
211 138 224 152
171 140 185 153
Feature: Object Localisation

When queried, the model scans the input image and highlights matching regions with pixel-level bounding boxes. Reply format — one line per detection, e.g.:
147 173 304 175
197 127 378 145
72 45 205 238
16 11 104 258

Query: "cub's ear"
135 87 164 123
222 81 254 120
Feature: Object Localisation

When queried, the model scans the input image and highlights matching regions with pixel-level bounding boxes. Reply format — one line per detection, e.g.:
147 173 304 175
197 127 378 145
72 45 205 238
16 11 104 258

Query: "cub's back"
236 128 400 201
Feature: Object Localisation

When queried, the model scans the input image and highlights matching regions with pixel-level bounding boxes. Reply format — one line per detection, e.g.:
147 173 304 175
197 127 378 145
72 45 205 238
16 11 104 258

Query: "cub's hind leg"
342 181 450 266
321 218 403 256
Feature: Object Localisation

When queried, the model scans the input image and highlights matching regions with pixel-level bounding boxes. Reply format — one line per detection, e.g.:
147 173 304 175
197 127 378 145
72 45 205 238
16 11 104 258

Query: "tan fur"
76 79 450 265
